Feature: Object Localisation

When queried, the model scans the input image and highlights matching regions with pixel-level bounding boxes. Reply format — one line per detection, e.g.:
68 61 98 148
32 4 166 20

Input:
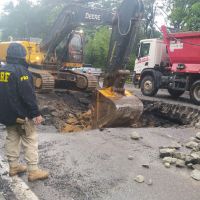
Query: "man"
0 43 48 182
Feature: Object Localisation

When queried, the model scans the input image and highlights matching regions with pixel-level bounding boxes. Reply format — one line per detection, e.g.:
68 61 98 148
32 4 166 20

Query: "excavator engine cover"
92 88 143 128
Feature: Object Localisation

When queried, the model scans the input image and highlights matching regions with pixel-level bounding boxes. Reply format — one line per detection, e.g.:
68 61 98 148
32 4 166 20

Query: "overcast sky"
0 0 167 27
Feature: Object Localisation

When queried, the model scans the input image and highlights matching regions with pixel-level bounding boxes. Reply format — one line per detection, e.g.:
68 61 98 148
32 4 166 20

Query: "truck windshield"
139 43 150 57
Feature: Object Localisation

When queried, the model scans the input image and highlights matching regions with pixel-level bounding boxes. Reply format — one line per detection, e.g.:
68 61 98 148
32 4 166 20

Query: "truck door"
135 42 150 74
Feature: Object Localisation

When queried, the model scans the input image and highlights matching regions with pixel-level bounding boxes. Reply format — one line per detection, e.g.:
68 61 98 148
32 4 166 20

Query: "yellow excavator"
0 0 144 128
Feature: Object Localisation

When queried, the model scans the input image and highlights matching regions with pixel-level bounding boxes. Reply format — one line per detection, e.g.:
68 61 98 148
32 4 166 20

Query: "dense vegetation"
0 0 199 69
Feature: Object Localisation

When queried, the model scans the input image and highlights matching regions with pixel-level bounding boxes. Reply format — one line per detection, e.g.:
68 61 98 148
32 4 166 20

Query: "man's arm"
17 68 43 124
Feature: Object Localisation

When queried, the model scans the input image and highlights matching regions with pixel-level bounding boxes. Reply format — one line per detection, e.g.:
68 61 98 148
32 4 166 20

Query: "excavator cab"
62 31 84 68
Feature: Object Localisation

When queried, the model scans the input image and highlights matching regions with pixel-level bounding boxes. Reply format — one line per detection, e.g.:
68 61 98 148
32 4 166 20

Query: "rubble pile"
159 132 200 181
37 91 92 132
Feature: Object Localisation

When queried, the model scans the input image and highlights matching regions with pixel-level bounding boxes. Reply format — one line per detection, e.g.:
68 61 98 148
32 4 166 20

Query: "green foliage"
84 26 111 68
169 0 200 31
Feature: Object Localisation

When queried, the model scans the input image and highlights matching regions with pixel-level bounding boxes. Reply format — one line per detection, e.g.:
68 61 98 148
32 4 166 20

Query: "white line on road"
0 155 39 200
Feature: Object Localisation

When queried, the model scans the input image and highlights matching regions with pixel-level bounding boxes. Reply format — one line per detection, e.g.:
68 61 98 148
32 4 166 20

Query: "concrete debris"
128 156 134 160
134 175 145 183
159 133 200 180
191 151 200 160
163 157 177 164
185 141 198 149
185 155 198 165
159 148 176 158
196 132 200 140
164 163 170 168
187 163 193 169
160 142 182 150
175 159 185 168
191 169 200 181
173 152 186 161
130 132 141 140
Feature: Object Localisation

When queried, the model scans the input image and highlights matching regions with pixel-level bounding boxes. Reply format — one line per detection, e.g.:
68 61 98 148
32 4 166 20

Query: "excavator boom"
93 0 144 128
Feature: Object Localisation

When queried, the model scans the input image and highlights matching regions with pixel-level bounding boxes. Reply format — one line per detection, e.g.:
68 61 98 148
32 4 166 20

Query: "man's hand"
33 115 44 125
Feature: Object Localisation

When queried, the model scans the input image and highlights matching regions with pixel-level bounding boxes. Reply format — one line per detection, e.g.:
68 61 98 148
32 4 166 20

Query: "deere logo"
85 12 101 21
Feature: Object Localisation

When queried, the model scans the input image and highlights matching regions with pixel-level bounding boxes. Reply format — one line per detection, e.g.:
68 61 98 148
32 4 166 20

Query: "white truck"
133 26 200 105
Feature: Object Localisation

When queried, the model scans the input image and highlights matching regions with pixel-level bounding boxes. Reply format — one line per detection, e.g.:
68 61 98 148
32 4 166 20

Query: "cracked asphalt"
1 124 200 200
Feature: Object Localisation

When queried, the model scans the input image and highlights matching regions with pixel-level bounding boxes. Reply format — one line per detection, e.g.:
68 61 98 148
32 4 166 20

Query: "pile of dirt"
37 91 92 132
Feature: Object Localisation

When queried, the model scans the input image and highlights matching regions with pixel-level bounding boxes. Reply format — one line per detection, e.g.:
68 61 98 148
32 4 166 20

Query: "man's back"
0 64 39 126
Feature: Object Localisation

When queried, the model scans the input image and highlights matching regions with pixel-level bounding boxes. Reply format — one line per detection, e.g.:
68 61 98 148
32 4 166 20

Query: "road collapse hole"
39 92 198 133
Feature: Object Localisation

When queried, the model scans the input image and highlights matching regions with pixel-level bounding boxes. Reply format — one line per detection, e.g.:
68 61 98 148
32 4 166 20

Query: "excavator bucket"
92 88 143 128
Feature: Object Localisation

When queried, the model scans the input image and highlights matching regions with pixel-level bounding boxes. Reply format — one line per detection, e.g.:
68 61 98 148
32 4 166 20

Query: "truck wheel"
141 75 158 96
168 88 184 98
190 81 200 105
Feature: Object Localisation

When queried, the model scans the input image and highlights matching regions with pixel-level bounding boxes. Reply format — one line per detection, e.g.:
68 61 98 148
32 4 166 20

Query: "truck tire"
168 88 184 98
141 75 158 96
190 81 200 105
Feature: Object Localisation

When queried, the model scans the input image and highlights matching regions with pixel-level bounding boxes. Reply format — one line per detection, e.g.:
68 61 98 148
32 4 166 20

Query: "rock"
195 123 200 129
193 164 200 170
160 142 182 150
189 137 200 143
173 152 186 160
159 148 176 158
163 157 177 164
164 163 171 168
67 117 78 124
147 179 153 186
191 151 200 160
196 132 200 140
128 156 134 160
185 141 198 149
191 169 200 181
142 164 150 169
187 163 193 169
185 155 198 165
134 175 145 183
130 132 141 140
176 159 185 168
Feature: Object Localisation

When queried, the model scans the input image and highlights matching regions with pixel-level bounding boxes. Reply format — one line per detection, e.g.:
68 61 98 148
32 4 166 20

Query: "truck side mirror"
136 43 141 59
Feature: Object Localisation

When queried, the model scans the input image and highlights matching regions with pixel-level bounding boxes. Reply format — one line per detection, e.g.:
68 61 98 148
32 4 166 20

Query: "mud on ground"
37 90 200 133
37 91 93 132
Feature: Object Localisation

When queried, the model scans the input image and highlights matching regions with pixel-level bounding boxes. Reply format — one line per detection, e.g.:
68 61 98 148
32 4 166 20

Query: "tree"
84 26 111 68
168 0 200 31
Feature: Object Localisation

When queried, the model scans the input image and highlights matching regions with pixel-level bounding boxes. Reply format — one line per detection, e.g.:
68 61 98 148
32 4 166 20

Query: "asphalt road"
1 125 200 200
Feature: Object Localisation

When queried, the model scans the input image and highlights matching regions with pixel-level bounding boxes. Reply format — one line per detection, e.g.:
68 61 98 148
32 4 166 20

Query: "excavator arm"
93 0 144 128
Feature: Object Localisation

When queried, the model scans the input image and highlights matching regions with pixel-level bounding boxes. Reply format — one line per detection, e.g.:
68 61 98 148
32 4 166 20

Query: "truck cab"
133 38 169 85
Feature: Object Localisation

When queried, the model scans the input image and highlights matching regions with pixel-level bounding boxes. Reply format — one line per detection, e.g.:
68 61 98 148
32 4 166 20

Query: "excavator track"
56 70 98 91
29 67 55 93
29 66 98 93
76 72 98 91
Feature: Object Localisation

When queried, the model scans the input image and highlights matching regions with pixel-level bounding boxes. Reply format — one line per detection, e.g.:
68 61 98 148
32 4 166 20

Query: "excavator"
92 0 144 128
0 0 144 128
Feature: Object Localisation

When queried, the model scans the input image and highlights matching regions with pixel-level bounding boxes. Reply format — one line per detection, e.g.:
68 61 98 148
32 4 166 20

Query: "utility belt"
16 117 28 125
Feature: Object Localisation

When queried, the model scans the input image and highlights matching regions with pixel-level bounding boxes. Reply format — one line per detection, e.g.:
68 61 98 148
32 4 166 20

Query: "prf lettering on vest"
0 72 11 83
20 76 29 81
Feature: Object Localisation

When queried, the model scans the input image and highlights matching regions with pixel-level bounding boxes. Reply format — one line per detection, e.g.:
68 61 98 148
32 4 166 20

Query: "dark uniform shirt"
0 64 40 126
